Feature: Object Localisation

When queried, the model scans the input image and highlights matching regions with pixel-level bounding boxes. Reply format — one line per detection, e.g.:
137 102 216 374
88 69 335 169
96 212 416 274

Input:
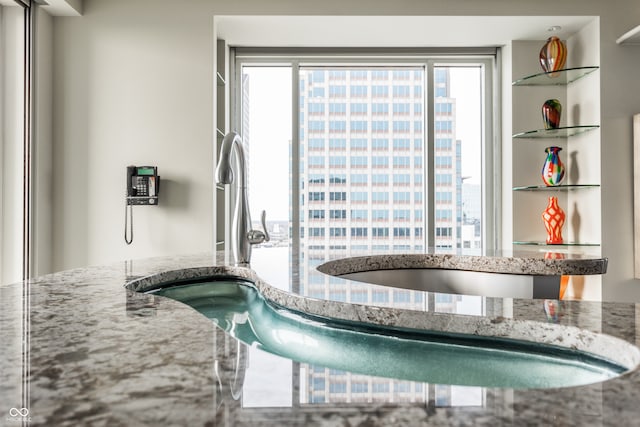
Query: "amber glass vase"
539 36 567 76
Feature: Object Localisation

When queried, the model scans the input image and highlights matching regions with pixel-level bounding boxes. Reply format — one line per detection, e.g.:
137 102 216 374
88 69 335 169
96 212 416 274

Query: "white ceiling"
215 15 597 47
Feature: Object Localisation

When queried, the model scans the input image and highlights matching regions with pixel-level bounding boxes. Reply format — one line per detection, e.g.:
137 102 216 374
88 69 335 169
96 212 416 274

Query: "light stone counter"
1 251 638 427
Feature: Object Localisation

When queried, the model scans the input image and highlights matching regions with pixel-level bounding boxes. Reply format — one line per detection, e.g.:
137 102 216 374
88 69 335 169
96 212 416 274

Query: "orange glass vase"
542 196 565 244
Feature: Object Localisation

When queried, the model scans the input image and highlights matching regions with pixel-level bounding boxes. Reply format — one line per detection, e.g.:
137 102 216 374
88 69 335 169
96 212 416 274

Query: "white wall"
1 5 26 284
49 0 640 301
52 0 216 269
32 7 54 277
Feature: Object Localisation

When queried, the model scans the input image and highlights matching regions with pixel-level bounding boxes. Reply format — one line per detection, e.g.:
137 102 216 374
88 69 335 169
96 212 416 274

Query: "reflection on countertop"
0 250 637 427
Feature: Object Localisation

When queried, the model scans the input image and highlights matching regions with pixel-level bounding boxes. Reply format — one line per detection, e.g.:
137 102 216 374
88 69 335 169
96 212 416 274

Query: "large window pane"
434 66 483 253
241 67 292 287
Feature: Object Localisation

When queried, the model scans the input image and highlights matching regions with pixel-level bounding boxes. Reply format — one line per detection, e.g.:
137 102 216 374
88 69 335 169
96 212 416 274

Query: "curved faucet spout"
216 132 246 188
215 132 267 265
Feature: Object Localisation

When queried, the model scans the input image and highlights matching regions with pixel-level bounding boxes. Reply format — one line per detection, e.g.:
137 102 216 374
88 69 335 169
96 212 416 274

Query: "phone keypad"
135 177 148 196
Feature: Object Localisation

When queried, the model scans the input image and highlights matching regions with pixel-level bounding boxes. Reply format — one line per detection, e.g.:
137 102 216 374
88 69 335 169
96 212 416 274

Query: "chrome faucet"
216 131 269 265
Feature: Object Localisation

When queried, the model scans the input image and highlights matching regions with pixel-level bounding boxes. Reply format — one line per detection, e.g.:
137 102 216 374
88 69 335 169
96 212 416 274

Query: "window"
372 192 389 203
351 382 368 393
393 156 410 168
330 103 347 114
308 156 325 169
372 70 388 80
372 174 389 186
330 191 347 201
436 138 453 150
372 103 389 115
393 138 411 150
237 57 493 265
351 227 368 237
372 209 389 221
350 85 368 97
308 138 325 149
351 209 368 220
330 382 347 393
351 192 367 203
393 174 411 186
372 121 389 132
393 85 411 97
309 192 325 201
350 120 368 132
436 102 453 114
351 103 367 114
329 85 346 97
373 383 390 393
329 138 347 150
371 138 389 150
309 121 325 132
393 121 411 132
329 121 346 132
351 156 368 168
350 138 367 150
372 291 389 303
309 210 325 219
330 227 347 237
393 227 410 237
393 192 411 203
329 156 346 168
329 174 346 184
372 156 389 168
394 290 411 302
308 174 325 184
372 85 389 97
351 174 368 185
394 209 410 221
309 227 325 237
330 209 346 219
372 227 389 237
393 103 411 115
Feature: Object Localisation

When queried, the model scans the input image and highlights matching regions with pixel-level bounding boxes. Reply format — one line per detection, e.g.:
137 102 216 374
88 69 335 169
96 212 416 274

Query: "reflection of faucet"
216 131 269 265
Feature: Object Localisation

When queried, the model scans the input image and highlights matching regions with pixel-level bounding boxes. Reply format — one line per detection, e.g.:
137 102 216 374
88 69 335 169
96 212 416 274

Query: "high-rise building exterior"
294 66 466 404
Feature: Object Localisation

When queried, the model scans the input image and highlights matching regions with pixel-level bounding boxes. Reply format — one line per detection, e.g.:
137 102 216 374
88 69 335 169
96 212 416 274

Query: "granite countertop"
316 251 608 276
1 251 638 427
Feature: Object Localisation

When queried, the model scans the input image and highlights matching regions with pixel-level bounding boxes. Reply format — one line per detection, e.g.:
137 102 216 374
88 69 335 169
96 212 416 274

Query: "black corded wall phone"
125 166 160 244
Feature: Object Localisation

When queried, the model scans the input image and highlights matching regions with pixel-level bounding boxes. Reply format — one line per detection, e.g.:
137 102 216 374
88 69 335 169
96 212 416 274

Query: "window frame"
230 48 499 255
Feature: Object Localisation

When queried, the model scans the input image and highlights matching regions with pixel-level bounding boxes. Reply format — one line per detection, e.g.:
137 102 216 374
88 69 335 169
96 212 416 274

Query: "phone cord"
124 203 133 245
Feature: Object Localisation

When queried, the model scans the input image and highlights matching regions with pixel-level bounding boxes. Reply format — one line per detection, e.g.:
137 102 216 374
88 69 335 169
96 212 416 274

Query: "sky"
244 66 482 222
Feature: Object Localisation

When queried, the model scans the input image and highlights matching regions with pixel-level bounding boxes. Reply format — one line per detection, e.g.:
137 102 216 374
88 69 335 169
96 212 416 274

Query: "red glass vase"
542 99 562 129
542 196 565 244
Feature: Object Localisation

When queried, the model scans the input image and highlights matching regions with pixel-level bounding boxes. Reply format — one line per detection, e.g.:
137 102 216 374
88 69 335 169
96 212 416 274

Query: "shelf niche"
510 36 601 269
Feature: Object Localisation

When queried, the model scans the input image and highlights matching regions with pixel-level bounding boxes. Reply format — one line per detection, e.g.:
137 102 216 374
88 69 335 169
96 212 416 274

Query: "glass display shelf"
513 184 600 191
512 66 599 86
512 125 599 139
513 241 600 247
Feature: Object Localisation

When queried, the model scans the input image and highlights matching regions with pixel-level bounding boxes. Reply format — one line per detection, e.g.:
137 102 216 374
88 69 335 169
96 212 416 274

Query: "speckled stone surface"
1 251 638 427
317 252 608 277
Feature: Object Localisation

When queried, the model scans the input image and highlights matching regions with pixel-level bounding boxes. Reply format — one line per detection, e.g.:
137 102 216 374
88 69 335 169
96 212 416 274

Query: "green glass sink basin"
147 278 629 389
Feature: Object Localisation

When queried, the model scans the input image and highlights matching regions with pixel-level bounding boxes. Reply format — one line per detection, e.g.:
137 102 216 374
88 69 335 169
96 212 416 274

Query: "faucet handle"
248 210 270 245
